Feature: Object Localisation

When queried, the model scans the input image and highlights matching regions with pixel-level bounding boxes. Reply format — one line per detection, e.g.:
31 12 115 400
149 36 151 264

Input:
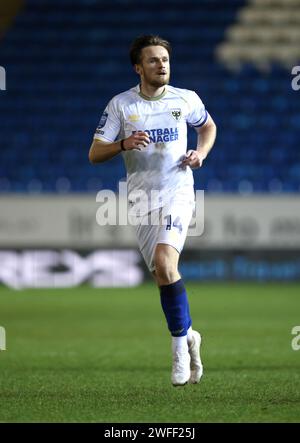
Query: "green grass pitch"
0 283 300 423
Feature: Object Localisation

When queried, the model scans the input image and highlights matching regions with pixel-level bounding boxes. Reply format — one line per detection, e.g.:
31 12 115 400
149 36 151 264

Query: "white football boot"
188 330 203 384
171 344 191 387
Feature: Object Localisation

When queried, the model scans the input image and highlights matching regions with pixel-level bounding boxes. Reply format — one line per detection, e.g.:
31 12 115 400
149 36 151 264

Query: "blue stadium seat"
0 0 298 193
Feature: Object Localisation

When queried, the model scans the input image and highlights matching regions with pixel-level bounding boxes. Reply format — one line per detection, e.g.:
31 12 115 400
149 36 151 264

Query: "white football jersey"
94 84 208 214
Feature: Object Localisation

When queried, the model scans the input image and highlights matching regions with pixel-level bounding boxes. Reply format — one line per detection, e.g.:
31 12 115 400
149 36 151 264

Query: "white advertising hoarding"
0 194 299 249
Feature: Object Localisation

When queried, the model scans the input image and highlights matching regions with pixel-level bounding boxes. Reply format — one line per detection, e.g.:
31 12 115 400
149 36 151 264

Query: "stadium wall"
0 194 299 287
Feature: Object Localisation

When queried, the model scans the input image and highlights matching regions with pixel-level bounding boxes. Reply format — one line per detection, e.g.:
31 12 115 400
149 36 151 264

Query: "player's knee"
154 245 180 285
154 261 178 285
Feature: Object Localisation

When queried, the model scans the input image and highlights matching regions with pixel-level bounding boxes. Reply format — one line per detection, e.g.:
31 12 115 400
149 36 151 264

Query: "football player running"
89 35 217 386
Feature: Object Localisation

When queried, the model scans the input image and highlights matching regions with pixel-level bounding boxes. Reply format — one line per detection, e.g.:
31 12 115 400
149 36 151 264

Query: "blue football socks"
159 279 192 337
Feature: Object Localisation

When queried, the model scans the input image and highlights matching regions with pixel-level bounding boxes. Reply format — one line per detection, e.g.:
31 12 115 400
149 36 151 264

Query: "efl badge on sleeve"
98 111 108 128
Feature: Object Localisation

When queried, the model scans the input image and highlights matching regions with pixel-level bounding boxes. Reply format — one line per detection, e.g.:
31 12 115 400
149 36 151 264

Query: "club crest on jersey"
171 109 181 121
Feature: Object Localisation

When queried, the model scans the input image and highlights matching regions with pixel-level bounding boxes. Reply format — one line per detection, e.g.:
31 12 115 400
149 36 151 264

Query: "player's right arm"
89 97 150 164
89 132 150 164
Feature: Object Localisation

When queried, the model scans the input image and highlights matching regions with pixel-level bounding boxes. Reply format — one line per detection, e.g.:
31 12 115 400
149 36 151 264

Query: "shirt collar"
136 84 168 101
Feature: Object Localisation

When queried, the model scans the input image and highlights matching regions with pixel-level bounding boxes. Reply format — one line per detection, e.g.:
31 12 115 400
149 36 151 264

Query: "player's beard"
144 72 170 88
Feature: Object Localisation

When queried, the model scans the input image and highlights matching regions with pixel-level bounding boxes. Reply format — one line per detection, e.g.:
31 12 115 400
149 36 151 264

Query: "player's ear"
134 64 141 75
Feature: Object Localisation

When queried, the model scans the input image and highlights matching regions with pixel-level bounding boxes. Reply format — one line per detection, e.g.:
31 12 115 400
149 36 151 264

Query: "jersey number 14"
165 215 183 234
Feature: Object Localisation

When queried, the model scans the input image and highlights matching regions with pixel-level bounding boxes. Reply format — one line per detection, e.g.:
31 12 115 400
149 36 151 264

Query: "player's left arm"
181 114 217 168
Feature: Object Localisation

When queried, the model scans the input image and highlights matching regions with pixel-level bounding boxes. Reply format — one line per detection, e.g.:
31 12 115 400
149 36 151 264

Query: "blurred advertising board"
0 195 299 249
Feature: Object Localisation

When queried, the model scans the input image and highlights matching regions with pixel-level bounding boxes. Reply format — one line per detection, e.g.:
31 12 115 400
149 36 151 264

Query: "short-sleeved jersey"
94 84 208 214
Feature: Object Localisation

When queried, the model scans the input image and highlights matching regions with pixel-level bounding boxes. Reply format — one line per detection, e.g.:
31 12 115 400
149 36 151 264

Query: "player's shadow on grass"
111 365 169 373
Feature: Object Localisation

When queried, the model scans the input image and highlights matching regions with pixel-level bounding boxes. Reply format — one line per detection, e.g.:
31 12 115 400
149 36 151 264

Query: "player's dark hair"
129 35 172 65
